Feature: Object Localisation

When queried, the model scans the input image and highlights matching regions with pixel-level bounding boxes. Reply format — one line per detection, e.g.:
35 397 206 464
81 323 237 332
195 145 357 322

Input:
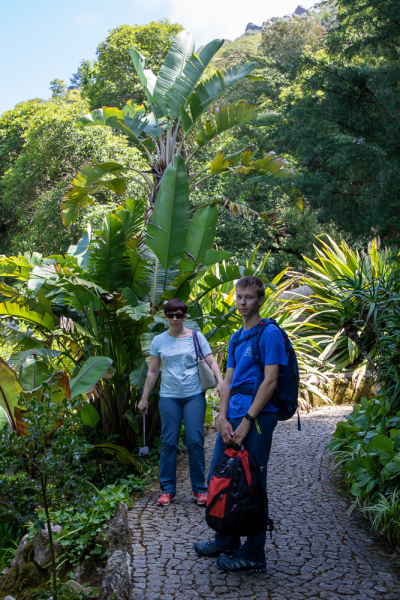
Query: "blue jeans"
207 411 278 562
159 392 208 495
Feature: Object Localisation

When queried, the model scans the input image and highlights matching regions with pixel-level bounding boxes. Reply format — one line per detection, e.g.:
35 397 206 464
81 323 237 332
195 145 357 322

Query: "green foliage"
262 0 400 239
50 79 67 98
328 395 400 544
45 474 147 565
78 20 184 110
0 523 23 572
304 237 393 370
0 94 146 256
328 396 400 498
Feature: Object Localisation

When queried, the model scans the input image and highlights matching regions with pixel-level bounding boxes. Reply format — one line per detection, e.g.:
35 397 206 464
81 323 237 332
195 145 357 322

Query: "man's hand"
232 418 251 446
138 397 148 414
219 417 234 445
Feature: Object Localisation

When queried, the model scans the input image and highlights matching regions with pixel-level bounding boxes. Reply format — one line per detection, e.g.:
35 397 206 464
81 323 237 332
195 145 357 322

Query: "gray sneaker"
216 553 267 573
194 540 237 557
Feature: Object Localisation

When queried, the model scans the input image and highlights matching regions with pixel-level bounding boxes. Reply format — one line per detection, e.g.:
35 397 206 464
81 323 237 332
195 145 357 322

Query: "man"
194 275 288 573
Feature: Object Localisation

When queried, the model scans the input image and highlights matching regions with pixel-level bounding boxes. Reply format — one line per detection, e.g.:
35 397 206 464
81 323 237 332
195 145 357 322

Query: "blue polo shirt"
227 323 288 419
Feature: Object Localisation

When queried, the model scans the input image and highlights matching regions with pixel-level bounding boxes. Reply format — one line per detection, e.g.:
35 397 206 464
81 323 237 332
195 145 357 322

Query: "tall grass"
0 522 24 571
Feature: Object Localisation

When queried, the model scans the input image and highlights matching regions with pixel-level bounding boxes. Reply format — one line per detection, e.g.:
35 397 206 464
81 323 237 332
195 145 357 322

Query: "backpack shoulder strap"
251 319 276 365
230 327 243 368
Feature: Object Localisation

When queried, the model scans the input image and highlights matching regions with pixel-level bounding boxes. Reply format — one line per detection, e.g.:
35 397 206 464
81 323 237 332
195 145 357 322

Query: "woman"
138 298 223 507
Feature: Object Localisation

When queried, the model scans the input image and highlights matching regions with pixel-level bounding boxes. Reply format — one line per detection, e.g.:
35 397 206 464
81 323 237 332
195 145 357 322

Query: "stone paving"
128 406 400 600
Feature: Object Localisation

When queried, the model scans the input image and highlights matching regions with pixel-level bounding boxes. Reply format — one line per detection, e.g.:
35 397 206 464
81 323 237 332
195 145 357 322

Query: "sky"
0 0 317 115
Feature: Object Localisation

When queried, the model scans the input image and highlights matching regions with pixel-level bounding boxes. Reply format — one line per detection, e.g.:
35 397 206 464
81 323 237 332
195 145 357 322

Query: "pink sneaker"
192 492 208 506
157 493 175 506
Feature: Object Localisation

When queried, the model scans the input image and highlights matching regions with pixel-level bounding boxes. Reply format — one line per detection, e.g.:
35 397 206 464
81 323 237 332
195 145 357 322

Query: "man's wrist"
244 413 254 423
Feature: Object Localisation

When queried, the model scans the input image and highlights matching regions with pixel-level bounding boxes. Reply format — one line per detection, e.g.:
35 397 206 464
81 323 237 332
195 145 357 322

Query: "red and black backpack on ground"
206 446 274 537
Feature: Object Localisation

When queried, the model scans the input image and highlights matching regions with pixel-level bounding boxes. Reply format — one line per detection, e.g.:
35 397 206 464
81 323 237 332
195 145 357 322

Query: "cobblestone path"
128 406 400 600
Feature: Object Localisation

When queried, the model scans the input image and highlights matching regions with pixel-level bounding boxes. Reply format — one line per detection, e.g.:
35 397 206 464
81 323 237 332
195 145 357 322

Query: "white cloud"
147 0 318 47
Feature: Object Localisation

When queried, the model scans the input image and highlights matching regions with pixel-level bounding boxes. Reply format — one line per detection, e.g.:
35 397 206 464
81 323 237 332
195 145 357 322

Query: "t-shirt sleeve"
149 335 159 357
198 332 212 357
226 336 235 369
262 327 288 366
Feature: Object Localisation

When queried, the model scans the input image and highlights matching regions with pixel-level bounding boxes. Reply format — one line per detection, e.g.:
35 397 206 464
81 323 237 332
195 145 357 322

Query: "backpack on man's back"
230 318 300 422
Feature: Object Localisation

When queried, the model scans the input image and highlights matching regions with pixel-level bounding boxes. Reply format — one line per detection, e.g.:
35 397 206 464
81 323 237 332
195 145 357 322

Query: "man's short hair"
163 298 188 315
235 276 265 298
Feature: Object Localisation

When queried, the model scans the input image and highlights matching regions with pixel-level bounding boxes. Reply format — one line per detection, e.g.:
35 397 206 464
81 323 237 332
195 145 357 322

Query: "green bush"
328 396 400 543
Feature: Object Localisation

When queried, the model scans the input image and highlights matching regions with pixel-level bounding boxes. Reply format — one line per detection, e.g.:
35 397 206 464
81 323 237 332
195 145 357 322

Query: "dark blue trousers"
207 411 278 562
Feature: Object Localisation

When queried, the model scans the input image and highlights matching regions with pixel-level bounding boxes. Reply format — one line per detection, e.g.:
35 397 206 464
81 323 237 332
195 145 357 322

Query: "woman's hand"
216 381 223 396
138 397 148 414
219 417 234 445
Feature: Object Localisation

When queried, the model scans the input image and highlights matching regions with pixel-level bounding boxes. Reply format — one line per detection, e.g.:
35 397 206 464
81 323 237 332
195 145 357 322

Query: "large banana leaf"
8 349 60 371
165 38 224 117
76 103 148 142
0 322 44 353
179 64 257 134
129 357 148 389
69 356 113 399
0 301 55 330
207 149 294 179
62 161 128 226
182 204 219 272
129 49 159 113
149 260 179 307
146 155 189 270
0 358 22 431
117 302 150 321
162 268 207 302
89 214 131 292
127 248 151 296
0 407 9 430
197 263 266 298
19 355 50 391
67 224 92 270
153 30 195 117
195 102 260 146
0 252 42 281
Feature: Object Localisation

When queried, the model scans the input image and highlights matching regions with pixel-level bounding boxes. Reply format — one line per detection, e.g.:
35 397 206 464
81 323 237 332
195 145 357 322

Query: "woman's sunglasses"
165 312 185 319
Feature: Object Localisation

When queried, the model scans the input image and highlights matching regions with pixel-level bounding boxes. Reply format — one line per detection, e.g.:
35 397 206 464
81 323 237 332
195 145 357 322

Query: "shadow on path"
128 405 400 600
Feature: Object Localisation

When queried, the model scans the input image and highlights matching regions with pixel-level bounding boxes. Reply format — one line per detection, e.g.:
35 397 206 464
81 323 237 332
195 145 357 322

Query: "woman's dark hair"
163 298 188 315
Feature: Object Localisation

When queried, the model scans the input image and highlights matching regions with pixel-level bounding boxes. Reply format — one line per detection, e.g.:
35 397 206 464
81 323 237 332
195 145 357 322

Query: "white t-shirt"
150 330 212 398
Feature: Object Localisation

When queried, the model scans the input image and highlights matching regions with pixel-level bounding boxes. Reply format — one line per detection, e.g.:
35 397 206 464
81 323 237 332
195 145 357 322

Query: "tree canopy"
78 20 184 110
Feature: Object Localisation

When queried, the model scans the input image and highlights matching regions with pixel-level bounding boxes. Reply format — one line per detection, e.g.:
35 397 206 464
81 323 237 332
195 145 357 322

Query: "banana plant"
61 29 293 232
0 354 112 435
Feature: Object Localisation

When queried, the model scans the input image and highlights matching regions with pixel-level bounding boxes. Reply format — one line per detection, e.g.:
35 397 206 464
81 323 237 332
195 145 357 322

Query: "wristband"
244 413 254 423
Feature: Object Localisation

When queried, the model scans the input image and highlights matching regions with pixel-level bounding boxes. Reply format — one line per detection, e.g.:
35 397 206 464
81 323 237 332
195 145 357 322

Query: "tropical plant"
0 212 284 449
303 236 398 372
0 353 111 435
0 30 297 449
61 29 293 229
